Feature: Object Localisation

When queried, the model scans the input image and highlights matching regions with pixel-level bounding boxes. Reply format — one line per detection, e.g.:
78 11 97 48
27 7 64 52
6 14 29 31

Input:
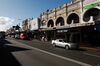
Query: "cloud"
0 16 14 25
0 16 14 31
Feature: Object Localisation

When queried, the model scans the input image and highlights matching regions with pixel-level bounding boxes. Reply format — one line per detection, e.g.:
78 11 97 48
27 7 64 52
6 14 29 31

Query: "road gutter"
84 53 100 58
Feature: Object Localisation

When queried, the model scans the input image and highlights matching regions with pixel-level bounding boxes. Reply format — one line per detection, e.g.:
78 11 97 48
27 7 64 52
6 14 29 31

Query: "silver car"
52 39 79 50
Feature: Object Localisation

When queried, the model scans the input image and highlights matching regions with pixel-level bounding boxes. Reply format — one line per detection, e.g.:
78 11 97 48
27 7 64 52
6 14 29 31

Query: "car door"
60 41 66 47
56 40 60 46
60 40 69 47
58 40 64 47
54 40 59 46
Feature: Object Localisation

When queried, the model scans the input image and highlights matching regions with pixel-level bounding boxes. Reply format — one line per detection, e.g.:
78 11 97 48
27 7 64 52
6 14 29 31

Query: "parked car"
15 34 20 39
51 39 79 50
0 31 5 40
0 32 5 46
20 33 27 40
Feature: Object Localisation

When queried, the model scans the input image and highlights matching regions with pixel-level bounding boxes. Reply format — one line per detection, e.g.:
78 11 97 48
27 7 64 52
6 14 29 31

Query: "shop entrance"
66 29 80 43
80 25 100 47
56 29 81 44
46 30 55 41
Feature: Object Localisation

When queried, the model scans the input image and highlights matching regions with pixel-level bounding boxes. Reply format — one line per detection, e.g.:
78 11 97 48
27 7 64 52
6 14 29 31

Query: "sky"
0 0 71 31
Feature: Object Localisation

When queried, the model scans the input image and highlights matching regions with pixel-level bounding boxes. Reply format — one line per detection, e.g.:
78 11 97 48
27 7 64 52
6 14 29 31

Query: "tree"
16 25 20 30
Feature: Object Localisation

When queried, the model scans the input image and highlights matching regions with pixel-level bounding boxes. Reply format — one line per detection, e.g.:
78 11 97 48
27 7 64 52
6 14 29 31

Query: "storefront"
42 27 81 44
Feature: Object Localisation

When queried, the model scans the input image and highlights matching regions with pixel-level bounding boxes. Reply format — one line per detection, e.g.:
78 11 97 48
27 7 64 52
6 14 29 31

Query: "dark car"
0 32 5 40
0 32 5 47
15 33 20 39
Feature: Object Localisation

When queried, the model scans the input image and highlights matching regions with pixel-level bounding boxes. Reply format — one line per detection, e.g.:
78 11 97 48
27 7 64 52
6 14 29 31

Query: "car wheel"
53 43 56 47
65 45 69 50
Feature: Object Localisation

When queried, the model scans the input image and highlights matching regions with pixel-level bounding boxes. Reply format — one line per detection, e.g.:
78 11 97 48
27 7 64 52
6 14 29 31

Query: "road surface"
1 37 100 66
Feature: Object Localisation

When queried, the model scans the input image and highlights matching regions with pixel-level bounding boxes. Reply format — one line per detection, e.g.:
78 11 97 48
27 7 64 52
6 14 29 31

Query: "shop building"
29 18 41 39
40 0 100 46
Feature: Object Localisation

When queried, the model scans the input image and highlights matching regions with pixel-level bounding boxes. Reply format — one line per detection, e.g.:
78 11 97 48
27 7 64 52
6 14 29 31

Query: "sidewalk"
80 42 100 56
80 42 100 53
81 47 100 57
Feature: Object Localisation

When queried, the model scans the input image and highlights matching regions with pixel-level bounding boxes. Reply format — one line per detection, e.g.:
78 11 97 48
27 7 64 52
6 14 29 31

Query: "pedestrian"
42 36 44 41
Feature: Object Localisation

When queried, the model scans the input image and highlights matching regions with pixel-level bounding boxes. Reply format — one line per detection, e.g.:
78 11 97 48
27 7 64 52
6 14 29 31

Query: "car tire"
65 45 69 50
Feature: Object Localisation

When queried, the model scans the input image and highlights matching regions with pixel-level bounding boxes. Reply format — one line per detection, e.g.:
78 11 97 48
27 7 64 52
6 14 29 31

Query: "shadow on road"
0 39 30 66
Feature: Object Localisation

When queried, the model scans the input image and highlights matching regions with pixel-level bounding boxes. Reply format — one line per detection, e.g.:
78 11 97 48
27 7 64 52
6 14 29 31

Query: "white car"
51 39 79 50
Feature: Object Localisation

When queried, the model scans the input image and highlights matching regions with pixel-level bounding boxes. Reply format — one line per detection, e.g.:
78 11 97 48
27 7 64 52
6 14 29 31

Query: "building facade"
22 19 30 31
29 18 41 39
40 0 100 46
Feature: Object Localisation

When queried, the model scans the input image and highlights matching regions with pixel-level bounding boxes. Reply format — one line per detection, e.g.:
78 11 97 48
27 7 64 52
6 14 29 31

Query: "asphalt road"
1 37 100 66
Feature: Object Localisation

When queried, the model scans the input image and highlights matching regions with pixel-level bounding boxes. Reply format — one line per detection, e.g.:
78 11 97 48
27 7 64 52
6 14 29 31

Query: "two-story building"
29 18 40 39
40 0 100 46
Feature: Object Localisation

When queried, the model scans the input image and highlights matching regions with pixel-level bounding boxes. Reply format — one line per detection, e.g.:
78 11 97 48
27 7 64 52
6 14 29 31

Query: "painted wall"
83 0 98 6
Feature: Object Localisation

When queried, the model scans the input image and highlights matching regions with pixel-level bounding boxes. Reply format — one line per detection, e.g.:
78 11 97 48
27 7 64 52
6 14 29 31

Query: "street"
0 0 100 66
0 37 100 66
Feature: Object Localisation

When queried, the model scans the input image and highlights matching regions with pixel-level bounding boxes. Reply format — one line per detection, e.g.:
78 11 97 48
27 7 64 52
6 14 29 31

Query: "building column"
53 28 56 40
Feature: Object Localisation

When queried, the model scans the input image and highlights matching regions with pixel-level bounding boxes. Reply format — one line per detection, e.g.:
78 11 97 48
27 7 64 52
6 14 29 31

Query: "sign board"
57 30 68 33
83 0 99 10
30 18 39 30
84 0 97 6
95 24 100 31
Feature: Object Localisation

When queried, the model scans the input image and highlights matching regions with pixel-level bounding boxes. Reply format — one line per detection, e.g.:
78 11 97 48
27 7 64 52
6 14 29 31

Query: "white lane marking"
84 53 100 58
19 44 92 66
8 39 92 66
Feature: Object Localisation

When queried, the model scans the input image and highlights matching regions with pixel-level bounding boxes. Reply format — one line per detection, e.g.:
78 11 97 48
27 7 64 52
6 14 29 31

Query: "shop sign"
85 2 99 10
64 30 68 32
84 0 97 6
95 23 100 31
57 30 68 33
30 18 39 30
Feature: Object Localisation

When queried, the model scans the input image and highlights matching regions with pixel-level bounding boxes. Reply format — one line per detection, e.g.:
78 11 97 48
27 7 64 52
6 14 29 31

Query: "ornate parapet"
40 0 100 30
